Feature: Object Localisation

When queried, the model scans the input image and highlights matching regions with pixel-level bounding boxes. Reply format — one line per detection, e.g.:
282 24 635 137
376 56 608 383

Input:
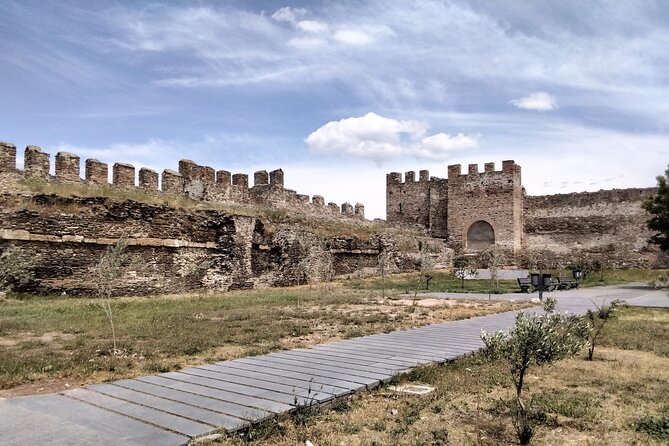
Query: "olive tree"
481 299 590 444
585 300 620 361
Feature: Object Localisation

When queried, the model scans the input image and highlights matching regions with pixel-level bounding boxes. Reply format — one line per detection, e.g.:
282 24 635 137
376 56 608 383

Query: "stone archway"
467 220 495 250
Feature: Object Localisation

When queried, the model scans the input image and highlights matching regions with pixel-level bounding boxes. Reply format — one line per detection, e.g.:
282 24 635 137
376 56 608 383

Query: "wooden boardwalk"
0 285 665 445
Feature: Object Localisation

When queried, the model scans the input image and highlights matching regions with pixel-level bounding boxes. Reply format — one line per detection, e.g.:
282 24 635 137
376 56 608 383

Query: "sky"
1 0 668 219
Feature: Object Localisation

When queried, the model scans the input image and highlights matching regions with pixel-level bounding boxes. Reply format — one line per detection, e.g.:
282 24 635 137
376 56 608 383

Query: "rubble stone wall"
0 194 451 295
524 188 662 267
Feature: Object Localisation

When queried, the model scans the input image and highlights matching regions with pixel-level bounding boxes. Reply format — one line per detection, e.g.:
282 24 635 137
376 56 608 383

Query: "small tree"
478 246 505 293
585 300 620 361
452 255 475 289
482 299 590 444
0 246 35 293
643 164 669 251
412 244 435 308
95 239 133 356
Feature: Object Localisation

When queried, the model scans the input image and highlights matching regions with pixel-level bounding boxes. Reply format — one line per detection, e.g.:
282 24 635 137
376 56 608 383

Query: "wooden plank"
64 388 214 438
88 383 246 431
113 379 272 422
136 375 293 414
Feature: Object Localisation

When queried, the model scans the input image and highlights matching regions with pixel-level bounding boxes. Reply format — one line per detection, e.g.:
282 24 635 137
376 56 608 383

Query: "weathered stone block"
232 173 248 189
269 169 284 188
484 162 495 173
85 159 108 185
312 195 325 207
296 194 309 204
447 164 461 178
139 168 159 191
24 146 50 179
405 171 415 182
178 160 199 180
468 164 479 175
342 202 354 216
387 172 402 184
0 141 16 173
355 203 365 219
254 170 268 186
216 170 231 186
419 170 429 182
55 152 81 182
199 166 215 185
162 169 184 194
112 163 135 187
502 160 516 173
328 202 340 213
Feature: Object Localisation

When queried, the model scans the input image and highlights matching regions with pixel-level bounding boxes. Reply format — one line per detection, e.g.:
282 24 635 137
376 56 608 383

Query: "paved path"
1 285 666 445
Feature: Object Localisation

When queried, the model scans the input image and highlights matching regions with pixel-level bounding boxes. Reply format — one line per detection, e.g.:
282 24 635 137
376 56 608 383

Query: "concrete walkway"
0 285 666 445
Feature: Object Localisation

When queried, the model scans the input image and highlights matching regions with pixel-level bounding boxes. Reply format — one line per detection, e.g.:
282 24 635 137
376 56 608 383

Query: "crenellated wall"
386 160 661 266
0 141 365 220
446 160 523 254
0 194 450 295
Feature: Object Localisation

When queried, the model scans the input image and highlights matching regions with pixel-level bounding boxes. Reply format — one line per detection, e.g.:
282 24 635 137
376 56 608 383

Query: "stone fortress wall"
0 140 451 295
0 141 365 219
387 161 523 252
387 160 661 267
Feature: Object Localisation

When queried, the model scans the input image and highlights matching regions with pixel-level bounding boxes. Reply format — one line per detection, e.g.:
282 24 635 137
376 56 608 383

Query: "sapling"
585 300 620 361
95 239 134 356
481 298 590 444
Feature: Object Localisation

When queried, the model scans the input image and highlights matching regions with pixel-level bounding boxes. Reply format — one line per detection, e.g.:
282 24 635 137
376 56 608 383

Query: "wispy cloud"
510 92 558 111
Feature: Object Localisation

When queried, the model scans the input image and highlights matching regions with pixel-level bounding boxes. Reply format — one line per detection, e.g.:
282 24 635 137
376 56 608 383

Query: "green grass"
342 268 669 295
598 306 669 357
343 270 520 294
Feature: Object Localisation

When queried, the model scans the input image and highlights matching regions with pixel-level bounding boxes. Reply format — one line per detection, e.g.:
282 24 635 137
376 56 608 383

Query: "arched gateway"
467 220 495 250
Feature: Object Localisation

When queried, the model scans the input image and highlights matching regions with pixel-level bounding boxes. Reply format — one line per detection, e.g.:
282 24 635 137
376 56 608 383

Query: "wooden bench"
557 277 579 290
517 277 532 293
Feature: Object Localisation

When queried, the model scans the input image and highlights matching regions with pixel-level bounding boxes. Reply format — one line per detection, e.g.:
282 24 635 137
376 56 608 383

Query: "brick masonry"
387 161 661 266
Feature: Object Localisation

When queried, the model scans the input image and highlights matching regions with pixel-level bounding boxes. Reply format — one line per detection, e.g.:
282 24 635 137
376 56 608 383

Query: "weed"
633 411 669 440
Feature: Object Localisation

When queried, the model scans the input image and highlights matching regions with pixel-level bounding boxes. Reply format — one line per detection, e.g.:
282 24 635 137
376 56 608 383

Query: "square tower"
446 161 523 253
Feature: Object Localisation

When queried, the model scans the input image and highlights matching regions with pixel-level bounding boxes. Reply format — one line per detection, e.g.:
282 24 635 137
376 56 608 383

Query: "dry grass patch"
213 307 669 446
0 286 531 397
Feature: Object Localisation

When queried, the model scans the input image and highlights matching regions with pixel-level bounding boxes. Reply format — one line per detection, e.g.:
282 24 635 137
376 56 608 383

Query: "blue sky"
1 1 668 219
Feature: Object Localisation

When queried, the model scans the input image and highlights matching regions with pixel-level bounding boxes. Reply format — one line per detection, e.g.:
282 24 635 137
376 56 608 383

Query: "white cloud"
306 112 478 162
296 20 329 33
333 26 393 46
271 7 306 24
510 92 558 111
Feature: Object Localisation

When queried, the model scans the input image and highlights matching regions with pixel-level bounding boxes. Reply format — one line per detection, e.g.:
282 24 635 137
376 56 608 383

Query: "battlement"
447 160 520 179
386 169 431 185
0 141 365 220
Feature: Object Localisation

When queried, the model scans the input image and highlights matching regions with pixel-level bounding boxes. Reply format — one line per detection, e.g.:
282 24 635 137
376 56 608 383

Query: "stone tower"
386 160 523 254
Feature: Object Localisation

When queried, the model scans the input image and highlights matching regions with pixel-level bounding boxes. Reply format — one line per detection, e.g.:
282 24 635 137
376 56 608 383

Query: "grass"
344 270 521 294
0 285 531 395
212 306 669 445
343 268 669 295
